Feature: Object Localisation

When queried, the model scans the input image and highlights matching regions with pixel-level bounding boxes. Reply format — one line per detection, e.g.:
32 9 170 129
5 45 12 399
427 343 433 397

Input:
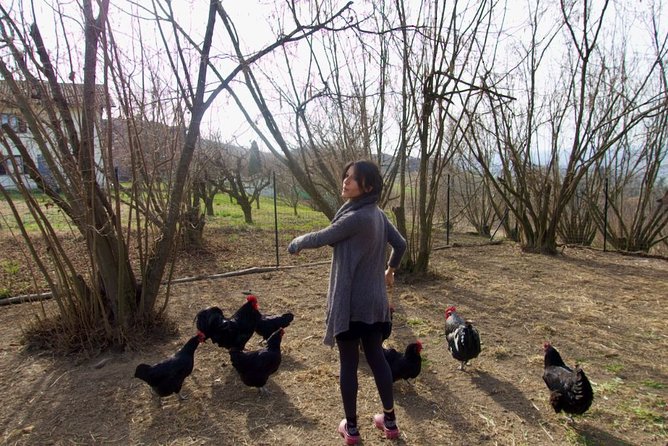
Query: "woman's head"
341 160 383 201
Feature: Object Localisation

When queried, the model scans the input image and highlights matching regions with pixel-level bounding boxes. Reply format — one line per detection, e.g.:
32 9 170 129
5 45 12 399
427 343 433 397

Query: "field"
0 217 666 445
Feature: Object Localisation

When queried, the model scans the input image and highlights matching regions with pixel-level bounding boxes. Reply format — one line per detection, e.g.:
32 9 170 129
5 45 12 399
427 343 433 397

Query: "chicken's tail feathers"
573 367 594 396
450 324 481 359
465 322 481 340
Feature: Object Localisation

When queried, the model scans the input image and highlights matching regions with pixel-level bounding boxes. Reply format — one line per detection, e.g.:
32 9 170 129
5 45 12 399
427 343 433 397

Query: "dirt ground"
0 227 666 446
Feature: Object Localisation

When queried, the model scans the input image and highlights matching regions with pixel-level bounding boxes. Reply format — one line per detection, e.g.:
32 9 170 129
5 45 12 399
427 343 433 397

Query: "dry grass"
0 230 666 445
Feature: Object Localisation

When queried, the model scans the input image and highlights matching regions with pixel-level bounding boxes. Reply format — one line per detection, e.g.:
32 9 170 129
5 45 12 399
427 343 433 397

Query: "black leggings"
336 329 394 420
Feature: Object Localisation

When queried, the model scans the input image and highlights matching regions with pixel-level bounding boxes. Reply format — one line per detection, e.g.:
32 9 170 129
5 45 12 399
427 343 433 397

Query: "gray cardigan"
288 203 406 346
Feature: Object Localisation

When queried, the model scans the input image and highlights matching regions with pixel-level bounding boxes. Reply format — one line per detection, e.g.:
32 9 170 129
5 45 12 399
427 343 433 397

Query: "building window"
0 155 26 176
0 113 26 133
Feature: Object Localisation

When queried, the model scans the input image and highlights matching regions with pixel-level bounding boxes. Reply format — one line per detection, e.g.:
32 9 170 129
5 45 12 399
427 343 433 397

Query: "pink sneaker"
373 413 400 439
338 419 361 445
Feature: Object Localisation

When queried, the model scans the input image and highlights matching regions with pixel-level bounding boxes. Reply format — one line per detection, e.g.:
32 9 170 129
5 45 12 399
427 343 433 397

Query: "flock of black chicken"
134 293 294 401
134 295 593 422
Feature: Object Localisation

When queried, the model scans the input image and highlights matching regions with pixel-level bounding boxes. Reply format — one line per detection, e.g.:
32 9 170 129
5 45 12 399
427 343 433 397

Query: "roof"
0 79 107 109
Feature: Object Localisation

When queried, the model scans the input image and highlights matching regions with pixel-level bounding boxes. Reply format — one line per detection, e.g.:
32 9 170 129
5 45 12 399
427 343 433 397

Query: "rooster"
542 342 594 420
384 341 423 384
194 306 226 345
195 294 261 351
444 306 481 370
134 333 204 403
229 328 284 395
255 311 294 340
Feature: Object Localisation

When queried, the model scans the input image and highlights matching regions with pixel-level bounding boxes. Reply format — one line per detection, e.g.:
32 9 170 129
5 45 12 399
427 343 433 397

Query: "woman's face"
341 165 368 199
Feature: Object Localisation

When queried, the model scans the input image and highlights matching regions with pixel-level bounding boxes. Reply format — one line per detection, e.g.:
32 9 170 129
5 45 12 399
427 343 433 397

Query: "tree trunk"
240 200 253 224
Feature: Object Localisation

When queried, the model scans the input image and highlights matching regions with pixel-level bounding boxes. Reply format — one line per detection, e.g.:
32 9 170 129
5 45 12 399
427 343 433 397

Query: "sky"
10 0 668 157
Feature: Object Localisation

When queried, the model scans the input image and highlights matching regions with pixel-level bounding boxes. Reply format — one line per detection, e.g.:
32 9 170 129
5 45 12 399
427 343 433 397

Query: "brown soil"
0 228 666 445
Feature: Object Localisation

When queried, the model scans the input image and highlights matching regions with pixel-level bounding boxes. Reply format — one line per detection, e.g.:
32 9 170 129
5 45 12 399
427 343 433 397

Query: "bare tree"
468 1 668 254
453 168 497 237
203 139 270 224
556 173 598 246
0 1 144 345
390 0 496 272
588 113 668 252
0 0 353 348
275 164 304 216
193 1 354 220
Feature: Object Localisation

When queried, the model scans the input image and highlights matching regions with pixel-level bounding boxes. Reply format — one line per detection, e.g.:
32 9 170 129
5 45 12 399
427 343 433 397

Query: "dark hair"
342 160 383 200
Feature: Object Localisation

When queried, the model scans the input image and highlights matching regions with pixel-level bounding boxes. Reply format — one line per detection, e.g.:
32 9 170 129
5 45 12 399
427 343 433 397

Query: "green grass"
631 406 664 424
209 194 328 231
630 402 666 437
0 190 73 232
404 317 440 337
0 190 329 235
594 377 624 394
565 428 596 446
420 354 432 368
641 380 665 390
0 260 21 298
406 317 425 327
604 363 624 374
0 260 20 276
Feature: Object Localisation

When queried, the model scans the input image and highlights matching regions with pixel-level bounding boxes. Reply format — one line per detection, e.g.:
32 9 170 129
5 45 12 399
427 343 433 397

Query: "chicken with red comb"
542 342 593 421
195 294 260 351
383 340 423 384
444 306 481 370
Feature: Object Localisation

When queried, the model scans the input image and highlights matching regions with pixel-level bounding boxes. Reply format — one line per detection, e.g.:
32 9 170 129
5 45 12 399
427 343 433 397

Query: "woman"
288 160 406 444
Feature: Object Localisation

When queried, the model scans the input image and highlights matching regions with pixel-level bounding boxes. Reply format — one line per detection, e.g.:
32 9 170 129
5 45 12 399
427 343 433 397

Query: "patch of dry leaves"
0 230 666 445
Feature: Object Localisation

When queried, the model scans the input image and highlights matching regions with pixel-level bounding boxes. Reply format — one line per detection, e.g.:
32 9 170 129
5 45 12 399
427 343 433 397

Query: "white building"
0 80 105 190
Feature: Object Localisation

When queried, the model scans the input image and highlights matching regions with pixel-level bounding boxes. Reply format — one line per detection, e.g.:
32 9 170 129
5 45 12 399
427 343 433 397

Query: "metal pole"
273 171 279 267
446 173 451 245
491 207 508 241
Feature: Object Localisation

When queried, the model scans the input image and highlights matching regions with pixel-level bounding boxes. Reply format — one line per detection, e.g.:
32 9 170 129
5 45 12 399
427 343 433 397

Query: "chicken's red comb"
543 341 551 350
445 306 456 316
416 340 423 351
246 294 259 309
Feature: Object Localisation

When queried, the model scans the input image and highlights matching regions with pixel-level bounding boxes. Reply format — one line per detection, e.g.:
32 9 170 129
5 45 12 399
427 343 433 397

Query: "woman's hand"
287 237 302 255
384 266 395 288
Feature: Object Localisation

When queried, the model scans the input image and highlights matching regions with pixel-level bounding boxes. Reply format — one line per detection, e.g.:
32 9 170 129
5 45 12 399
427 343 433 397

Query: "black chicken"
195 294 261 351
194 306 226 344
384 341 423 384
543 342 594 420
255 311 294 340
229 328 284 394
444 306 481 370
134 334 203 403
